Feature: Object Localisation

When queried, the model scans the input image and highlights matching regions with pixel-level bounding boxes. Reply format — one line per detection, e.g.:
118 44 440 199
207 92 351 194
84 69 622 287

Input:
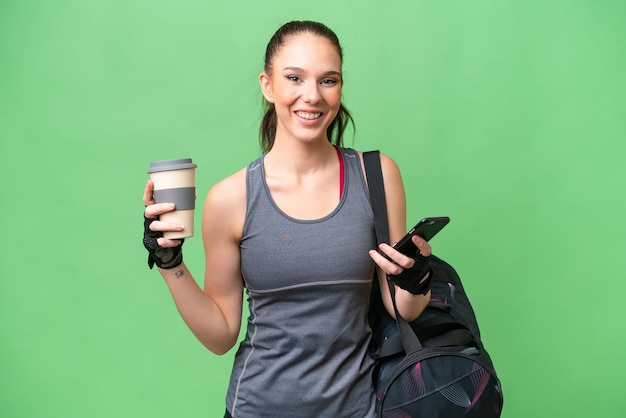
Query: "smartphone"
392 216 450 256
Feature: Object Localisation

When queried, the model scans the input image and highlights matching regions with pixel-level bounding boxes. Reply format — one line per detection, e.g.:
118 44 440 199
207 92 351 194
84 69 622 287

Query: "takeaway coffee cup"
147 158 197 239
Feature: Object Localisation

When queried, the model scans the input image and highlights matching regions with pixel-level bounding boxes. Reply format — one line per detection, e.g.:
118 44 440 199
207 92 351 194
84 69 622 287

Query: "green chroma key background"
1 1 624 417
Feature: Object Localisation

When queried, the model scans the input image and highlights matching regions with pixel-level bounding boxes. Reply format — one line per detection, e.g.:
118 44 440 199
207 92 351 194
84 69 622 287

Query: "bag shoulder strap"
363 151 422 353
363 151 390 245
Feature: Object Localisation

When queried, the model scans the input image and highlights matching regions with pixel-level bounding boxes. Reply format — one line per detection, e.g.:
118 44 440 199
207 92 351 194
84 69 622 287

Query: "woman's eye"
321 78 338 85
287 75 301 82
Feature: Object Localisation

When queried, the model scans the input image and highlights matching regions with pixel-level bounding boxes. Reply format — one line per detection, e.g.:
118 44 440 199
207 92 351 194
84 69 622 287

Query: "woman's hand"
369 235 433 295
143 180 185 269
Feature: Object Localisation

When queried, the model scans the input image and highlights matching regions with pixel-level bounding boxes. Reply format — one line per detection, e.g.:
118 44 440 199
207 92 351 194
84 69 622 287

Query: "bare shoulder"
354 150 403 184
379 152 402 182
202 167 247 240
377 152 405 198
205 167 247 209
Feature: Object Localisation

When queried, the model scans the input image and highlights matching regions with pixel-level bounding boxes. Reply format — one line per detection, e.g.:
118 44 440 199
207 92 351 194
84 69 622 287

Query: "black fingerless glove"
143 216 184 269
387 253 433 295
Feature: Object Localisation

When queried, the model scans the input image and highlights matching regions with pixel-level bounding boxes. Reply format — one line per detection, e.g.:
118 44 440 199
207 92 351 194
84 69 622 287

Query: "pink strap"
334 146 345 199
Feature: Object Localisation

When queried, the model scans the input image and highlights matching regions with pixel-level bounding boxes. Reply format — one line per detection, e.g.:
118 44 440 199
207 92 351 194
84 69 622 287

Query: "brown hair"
259 21 354 153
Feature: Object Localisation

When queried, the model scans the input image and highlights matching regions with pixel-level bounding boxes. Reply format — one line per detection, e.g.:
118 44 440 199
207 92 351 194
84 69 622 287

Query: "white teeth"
296 111 321 120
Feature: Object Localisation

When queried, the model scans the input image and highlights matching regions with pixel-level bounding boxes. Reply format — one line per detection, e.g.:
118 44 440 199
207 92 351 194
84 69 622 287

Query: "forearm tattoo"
174 269 185 279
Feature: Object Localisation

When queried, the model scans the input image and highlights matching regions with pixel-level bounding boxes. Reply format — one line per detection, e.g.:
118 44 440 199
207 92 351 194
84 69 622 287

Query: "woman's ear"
259 72 274 103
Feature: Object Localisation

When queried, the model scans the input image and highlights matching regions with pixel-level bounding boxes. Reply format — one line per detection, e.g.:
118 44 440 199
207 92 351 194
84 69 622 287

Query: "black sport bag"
364 151 503 417
370 257 504 417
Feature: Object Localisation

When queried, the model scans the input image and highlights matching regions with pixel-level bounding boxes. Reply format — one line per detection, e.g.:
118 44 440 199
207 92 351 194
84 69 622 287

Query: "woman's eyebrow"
282 66 342 77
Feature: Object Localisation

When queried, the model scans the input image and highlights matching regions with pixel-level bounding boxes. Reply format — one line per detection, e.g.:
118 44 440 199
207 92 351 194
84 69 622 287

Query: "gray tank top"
226 148 377 417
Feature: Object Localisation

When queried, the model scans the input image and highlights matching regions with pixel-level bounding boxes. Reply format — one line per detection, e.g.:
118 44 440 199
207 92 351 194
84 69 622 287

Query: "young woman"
142 20 434 418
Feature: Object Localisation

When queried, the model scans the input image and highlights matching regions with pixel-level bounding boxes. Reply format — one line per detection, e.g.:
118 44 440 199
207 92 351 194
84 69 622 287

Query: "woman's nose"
303 83 322 104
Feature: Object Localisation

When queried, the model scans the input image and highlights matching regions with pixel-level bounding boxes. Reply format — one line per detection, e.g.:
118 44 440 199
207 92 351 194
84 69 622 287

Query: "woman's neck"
264 139 336 176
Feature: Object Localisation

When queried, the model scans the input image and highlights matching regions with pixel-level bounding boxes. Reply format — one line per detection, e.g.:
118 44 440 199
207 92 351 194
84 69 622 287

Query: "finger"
157 237 183 248
369 248 405 276
144 202 176 219
411 235 432 257
378 243 415 268
149 218 184 232
143 180 155 206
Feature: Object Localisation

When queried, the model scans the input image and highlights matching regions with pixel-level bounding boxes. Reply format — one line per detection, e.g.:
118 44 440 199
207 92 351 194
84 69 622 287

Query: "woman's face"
260 32 343 146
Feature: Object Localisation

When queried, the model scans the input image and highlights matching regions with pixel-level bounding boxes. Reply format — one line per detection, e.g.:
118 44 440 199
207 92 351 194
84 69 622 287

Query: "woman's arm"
143 170 246 355
368 153 432 322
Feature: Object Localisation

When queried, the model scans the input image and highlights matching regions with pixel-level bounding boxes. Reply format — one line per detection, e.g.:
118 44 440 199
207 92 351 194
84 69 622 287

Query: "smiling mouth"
295 111 322 120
